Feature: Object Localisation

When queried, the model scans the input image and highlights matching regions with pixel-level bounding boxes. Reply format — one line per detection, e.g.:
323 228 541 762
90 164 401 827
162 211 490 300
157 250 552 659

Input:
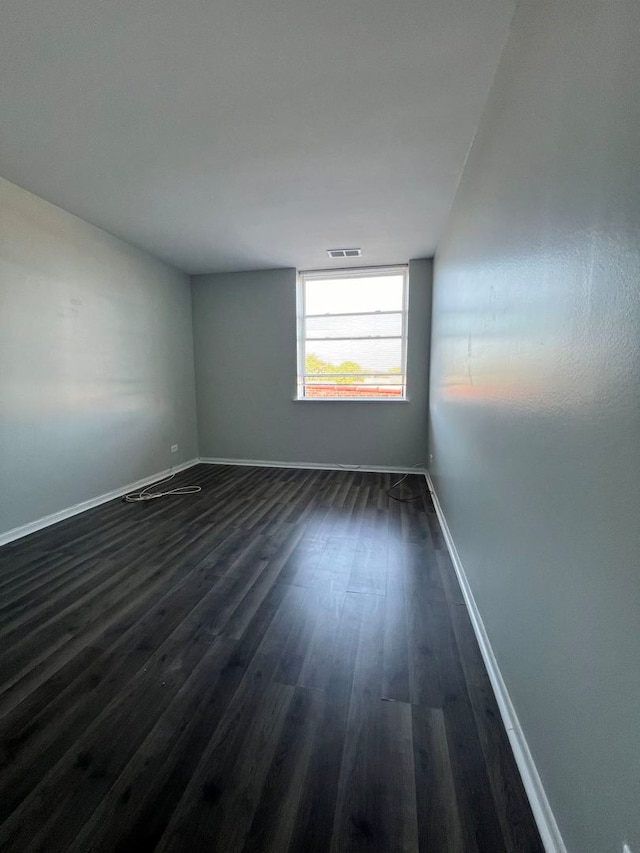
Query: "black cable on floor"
386 471 423 502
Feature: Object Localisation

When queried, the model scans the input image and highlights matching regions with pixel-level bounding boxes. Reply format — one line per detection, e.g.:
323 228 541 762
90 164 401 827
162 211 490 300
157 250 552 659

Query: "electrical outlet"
171 444 179 453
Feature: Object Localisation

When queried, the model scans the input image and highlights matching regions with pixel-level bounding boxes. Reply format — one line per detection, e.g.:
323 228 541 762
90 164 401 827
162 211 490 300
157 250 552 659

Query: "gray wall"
192 259 431 468
0 176 198 537
429 2 640 852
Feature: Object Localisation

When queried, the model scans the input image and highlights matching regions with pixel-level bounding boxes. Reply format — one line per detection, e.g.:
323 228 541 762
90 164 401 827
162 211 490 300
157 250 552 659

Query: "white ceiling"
0 0 514 274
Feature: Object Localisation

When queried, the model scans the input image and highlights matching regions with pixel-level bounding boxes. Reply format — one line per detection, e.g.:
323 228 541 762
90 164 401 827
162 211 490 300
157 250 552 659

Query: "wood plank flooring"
0 464 544 852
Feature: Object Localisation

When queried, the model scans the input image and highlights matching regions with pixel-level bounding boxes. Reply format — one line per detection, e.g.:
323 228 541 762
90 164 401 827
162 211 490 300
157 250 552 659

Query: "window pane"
305 275 404 315
306 311 403 340
305 338 403 373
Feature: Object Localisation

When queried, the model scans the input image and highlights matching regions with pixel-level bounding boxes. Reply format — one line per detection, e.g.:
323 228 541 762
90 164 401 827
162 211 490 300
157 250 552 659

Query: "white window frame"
296 265 409 401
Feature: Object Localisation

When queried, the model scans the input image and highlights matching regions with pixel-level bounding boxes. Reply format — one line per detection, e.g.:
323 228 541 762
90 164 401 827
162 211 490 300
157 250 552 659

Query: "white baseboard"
199 456 425 475
0 459 199 547
425 473 566 853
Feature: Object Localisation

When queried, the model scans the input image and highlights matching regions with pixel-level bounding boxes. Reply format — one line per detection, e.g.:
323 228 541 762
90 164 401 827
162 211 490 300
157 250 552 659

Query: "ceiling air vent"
327 248 362 259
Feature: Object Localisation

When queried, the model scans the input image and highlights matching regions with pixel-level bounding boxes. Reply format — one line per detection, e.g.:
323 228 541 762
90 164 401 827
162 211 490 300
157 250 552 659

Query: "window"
296 266 409 400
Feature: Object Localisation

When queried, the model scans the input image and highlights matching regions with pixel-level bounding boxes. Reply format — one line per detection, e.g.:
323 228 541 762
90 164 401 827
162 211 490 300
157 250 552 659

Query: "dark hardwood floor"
0 464 544 852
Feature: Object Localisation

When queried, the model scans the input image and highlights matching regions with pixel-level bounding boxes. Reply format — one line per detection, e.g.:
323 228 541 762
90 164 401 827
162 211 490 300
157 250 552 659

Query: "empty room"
0 1 638 852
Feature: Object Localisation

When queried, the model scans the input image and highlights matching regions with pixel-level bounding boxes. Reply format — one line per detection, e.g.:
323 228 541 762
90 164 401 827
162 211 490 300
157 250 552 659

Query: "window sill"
293 397 409 403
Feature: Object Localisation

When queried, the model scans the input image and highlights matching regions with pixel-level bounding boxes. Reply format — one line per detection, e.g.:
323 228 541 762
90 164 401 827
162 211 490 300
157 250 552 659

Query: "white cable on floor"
122 472 202 503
